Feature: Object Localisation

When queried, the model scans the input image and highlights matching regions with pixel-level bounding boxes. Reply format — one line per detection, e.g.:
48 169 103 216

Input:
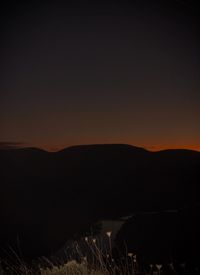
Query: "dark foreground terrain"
0 144 200 266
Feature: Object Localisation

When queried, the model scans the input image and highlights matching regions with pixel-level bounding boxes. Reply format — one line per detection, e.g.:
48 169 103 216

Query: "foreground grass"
0 258 165 275
0 233 198 274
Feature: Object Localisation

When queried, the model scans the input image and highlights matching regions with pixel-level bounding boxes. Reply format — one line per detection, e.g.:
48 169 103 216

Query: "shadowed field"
0 144 200 272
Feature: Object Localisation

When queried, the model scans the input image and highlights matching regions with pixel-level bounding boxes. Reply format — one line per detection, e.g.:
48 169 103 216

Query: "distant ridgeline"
0 144 200 261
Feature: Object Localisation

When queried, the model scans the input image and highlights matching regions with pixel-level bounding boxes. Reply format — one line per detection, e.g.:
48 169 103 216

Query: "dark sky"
0 0 199 151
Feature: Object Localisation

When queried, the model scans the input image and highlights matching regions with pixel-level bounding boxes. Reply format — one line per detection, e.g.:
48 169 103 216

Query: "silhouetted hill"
0 144 200 258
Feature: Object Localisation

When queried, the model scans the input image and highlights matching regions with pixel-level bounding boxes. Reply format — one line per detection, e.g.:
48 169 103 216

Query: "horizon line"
0 142 200 153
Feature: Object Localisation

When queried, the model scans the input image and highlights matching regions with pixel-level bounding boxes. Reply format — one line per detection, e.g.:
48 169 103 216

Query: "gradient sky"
0 0 200 151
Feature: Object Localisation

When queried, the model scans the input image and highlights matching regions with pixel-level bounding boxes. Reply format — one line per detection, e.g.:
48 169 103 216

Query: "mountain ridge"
1 143 199 154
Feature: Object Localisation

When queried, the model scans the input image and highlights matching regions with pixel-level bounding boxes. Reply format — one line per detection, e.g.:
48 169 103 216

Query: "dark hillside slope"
0 144 200 258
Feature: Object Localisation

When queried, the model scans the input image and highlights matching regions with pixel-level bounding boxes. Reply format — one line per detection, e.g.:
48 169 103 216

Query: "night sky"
1 0 200 151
